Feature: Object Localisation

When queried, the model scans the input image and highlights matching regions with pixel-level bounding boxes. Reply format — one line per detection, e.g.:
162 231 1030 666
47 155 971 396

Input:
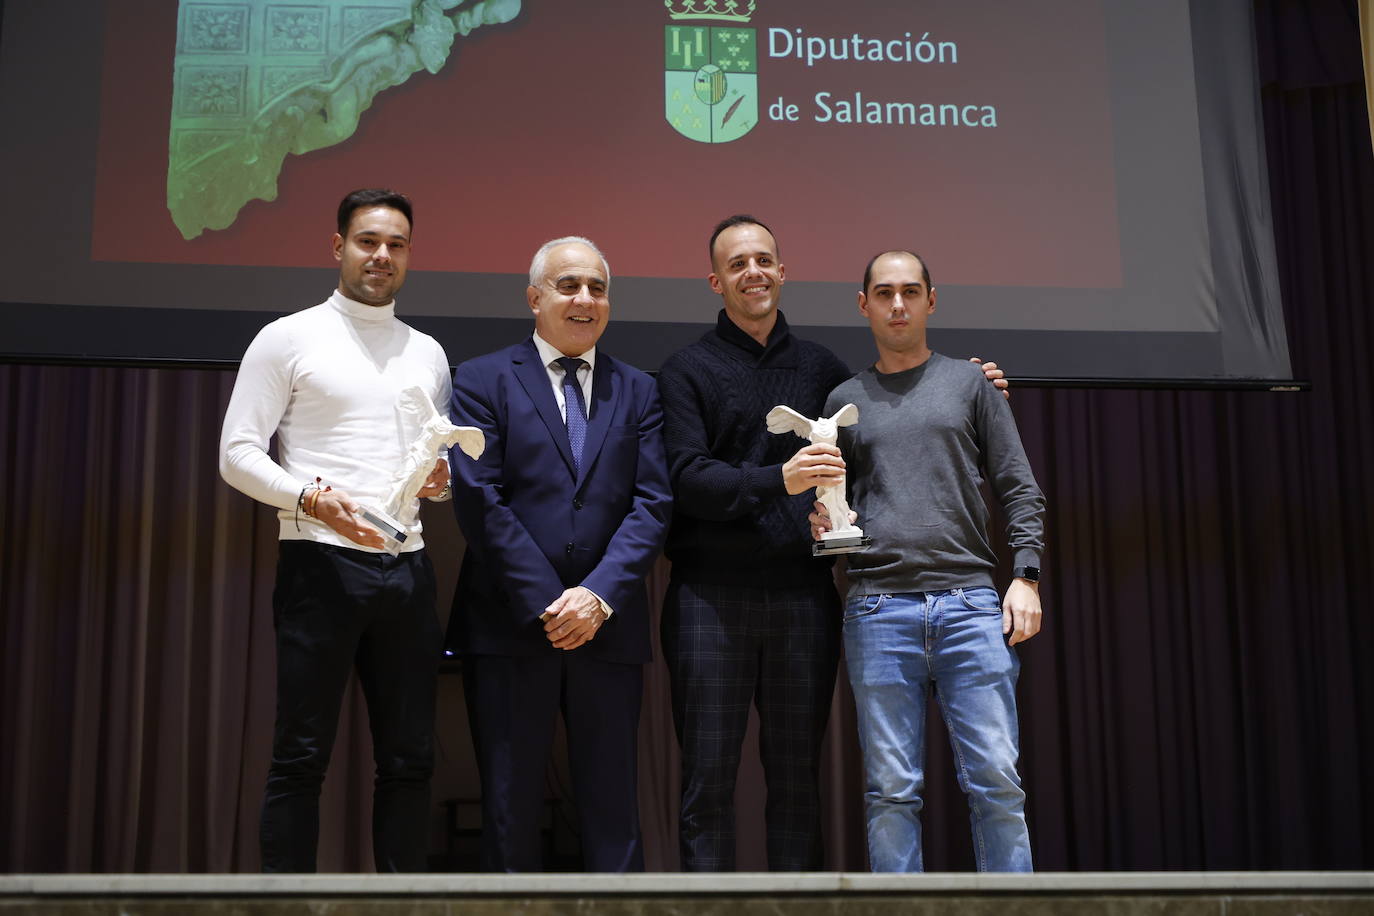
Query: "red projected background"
92 0 1120 288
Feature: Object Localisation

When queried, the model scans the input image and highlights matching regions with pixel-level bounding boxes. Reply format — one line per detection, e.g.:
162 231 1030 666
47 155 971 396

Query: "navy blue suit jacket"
446 338 672 664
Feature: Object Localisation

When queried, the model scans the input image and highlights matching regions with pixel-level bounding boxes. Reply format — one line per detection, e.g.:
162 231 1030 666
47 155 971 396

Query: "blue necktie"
555 356 587 473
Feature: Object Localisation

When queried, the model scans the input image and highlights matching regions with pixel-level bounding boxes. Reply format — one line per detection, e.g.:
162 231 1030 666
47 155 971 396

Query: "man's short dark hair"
337 188 413 236
862 250 931 295
708 214 777 265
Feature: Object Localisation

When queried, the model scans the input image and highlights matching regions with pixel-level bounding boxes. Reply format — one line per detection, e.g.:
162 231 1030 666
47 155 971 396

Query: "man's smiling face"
527 241 610 357
333 205 410 306
709 222 785 326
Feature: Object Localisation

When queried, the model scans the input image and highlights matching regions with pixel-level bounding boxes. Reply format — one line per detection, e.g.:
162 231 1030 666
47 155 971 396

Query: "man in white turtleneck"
219 189 452 872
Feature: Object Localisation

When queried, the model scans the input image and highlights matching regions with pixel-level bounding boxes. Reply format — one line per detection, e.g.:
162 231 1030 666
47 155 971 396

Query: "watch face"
1015 566 1041 582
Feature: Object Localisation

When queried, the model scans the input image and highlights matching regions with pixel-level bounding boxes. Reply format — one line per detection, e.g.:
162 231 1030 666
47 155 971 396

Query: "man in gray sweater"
813 250 1045 872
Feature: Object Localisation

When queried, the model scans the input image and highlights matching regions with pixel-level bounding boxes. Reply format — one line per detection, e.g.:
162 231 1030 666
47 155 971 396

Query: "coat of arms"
664 1 758 143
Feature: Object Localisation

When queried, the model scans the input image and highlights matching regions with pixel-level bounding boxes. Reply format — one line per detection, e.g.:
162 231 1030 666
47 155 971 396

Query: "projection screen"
0 0 1293 382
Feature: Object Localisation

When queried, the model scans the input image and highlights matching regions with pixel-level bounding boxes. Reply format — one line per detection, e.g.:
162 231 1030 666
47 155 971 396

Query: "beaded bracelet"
294 477 325 531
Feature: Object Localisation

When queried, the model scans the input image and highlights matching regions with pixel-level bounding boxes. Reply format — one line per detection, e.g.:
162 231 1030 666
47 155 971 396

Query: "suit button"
573 498 584 510
565 542 574 556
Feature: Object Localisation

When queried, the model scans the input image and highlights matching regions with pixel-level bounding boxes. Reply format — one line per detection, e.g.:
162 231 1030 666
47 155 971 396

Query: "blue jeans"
843 588 1031 872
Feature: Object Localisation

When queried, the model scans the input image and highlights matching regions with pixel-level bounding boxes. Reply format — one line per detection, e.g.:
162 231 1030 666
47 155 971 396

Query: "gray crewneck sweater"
825 352 1044 601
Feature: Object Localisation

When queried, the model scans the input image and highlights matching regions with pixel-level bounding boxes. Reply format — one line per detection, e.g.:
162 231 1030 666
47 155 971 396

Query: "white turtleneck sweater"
219 291 453 552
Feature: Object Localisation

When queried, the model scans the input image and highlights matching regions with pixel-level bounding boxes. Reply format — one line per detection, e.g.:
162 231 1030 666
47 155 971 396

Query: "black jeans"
260 540 441 872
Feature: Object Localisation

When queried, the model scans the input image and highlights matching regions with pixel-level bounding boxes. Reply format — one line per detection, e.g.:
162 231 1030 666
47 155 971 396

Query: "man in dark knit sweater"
656 216 847 871
656 217 1005 870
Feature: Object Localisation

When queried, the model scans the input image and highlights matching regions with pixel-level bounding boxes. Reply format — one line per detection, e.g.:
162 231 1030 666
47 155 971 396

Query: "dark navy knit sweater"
656 310 853 587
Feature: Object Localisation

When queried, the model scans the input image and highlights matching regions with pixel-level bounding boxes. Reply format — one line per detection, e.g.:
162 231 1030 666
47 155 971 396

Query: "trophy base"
359 505 410 556
812 534 872 557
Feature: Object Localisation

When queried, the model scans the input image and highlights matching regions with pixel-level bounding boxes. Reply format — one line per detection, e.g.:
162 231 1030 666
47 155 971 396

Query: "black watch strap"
1012 565 1040 583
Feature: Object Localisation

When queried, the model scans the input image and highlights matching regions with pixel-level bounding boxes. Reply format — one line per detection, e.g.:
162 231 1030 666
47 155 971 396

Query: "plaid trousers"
661 579 841 870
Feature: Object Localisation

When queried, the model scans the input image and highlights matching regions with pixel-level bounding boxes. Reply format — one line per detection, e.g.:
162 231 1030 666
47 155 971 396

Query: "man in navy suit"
447 236 673 872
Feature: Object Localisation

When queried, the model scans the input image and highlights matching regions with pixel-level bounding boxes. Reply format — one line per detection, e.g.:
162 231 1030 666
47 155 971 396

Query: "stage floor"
3 872 1374 914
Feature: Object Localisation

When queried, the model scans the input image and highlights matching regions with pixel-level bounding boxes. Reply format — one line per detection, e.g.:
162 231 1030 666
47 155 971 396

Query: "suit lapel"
511 339 577 477
576 355 621 489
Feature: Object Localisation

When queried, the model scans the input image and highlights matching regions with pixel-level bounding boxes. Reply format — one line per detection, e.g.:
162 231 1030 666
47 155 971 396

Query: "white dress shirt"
532 332 595 422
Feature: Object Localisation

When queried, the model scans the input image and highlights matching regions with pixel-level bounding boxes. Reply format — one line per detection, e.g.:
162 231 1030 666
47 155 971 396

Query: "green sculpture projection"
168 0 520 240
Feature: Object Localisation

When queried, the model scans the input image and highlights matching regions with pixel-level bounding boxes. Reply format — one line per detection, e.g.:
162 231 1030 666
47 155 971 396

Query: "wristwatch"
1012 565 1040 583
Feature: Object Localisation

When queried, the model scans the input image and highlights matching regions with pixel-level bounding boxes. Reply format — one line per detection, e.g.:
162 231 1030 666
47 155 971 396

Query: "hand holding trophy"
766 403 872 557
359 385 485 555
